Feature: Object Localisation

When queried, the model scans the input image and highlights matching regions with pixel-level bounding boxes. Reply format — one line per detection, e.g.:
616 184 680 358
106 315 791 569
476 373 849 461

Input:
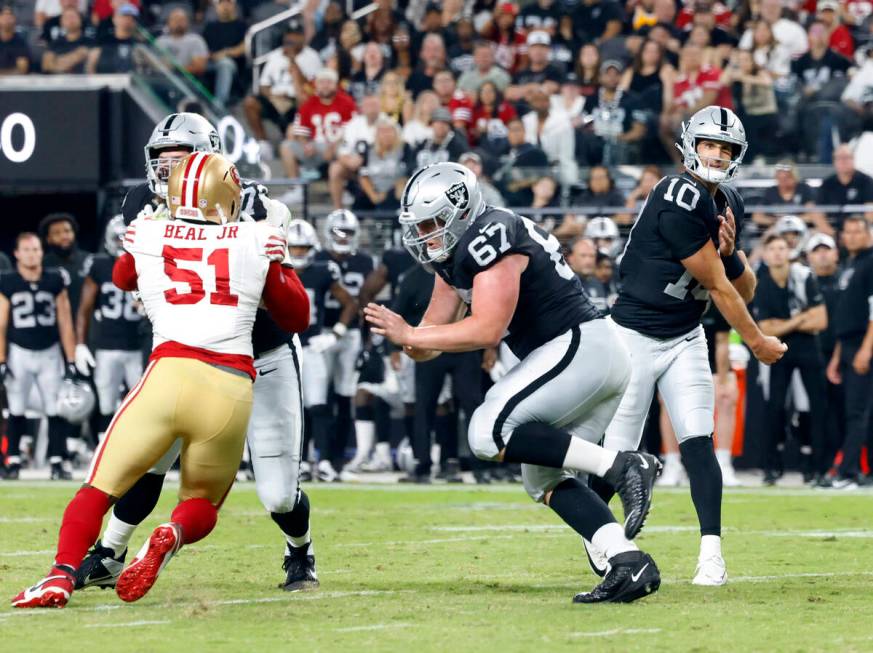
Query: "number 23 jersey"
431 207 600 359
0 269 67 350
611 172 744 338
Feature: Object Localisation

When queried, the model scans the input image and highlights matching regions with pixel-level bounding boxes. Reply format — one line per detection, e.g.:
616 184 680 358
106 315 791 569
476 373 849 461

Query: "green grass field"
1 481 871 652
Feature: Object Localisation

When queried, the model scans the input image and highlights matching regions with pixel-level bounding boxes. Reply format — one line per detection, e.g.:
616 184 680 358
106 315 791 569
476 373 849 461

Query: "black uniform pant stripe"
288 340 306 500
491 326 582 452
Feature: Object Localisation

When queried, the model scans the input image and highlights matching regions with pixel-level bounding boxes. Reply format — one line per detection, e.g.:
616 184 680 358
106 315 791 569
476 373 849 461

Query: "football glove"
64 362 80 381
0 362 11 382
74 344 96 377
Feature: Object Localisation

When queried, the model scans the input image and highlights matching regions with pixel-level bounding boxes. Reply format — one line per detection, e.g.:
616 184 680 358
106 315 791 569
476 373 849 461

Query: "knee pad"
467 411 499 461
677 409 715 443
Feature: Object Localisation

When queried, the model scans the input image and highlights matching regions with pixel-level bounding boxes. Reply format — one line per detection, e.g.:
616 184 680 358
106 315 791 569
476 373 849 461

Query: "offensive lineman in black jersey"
74 216 143 438
0 233 79 480
286 219 357 481
366 162 662 603
312 210 375 480
77 113 319 593
598 106 786 586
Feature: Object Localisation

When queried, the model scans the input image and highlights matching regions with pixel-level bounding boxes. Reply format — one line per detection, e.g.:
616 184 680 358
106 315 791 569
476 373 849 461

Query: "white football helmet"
324 209 360 255
104 215 126 257
775 214 809 259
399 162 484 264
56 380 96 425
586 216 622 257
145 112 222 198
679 106 748 184
287 219 320 268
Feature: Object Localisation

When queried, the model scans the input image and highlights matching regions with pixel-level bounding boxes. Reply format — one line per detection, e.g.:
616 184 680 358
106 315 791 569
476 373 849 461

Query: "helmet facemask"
679 106 748 184
400 206 466 264
146 147 192 199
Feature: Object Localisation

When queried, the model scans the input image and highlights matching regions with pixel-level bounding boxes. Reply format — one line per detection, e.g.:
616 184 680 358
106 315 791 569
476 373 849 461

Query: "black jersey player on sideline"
286 219 357 482
365 162 662 604
75 216 144 438
77 112 319 594
597 106 786 587
0 233 79 480
311 209 375 480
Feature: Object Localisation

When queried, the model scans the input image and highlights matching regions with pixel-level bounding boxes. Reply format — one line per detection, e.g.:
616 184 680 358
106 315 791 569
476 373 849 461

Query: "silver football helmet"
775 214 809 259
324 209 359 255
56 379 96 425
104 214 126 257
145 112 222 198
287 218 320 268
399 162 484 264
679 106 747 184
585 216 622 257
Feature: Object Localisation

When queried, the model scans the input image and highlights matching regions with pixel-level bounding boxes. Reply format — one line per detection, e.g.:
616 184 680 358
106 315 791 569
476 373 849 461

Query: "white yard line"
570 628 663 638
334 623 411 633
86 620 170 628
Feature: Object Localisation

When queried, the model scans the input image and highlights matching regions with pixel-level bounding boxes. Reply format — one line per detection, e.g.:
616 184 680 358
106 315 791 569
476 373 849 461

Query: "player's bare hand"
482 347 498 372
718 207 736 257
826 355 842 385
853 346 872 375
364 303 414 346
750 334 787 365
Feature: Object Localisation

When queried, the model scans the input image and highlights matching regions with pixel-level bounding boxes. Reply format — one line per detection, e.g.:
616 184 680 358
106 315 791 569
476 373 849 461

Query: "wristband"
722 252 745 280
332 323 348 338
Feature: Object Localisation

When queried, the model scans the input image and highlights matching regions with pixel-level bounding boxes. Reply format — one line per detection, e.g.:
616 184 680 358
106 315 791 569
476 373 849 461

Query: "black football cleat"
75 541 126 590
2 462 20 480
279 543 319 592
50 462 72 481
604 452 661 539
573 551 660 604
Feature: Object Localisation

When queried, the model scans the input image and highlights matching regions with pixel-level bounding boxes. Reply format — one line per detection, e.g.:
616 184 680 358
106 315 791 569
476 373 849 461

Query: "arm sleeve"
112 253 138 291
262 262 311 333
658 209 712 260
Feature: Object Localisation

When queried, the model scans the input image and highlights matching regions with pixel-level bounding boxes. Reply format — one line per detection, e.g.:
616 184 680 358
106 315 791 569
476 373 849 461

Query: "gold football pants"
87 357 253 505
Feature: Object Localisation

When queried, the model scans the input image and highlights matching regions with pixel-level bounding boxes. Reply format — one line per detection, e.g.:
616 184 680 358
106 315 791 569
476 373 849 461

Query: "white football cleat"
692 554 728 586
657 458 684 487
720 462 741 487
115 522 181 602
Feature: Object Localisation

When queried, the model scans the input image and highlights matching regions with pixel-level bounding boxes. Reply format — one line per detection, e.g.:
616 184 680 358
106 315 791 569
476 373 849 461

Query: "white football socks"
373 441 391 462
700 534 722 559
592 522 638 559
561 437 618 478
287 528 312 552
102 513 138 557
352 420 375 462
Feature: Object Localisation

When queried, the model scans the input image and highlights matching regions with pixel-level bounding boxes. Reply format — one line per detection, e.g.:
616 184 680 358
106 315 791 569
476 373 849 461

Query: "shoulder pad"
122 183 159 226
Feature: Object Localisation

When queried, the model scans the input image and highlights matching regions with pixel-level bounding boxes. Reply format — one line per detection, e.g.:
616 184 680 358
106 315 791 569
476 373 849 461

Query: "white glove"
265 197 292 232
136 203 170 221
74 344 96 377
308 333 338 354
489 359 508 383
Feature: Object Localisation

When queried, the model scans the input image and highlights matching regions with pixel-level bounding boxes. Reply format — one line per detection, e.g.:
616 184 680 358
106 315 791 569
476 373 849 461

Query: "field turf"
1 481 871 652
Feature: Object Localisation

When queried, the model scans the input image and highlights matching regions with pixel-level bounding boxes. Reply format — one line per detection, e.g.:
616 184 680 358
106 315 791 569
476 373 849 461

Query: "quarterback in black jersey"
0 233 79 480
366 162 663 604
601 106 786 587
77 113 319 594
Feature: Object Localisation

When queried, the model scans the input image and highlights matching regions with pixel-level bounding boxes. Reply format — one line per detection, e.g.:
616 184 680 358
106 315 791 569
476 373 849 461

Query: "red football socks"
55 486 112 569
171 498 218 545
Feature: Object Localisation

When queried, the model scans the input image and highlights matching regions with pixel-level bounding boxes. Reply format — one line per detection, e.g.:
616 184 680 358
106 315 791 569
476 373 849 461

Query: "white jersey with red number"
123 218 273 357
290 91 358 143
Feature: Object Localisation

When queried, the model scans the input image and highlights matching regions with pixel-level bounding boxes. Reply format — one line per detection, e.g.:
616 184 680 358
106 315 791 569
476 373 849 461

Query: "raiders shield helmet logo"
445 182 469 208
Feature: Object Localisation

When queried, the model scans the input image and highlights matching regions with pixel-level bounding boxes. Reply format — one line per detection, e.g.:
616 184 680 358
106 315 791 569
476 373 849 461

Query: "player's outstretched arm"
682 241 787 365
403 272 465 361
112 253 138 291
365 255 525 354
728 251 756 304
262 262 311 333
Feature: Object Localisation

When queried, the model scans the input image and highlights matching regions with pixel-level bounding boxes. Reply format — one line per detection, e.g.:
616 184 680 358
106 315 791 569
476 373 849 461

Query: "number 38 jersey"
611 173 745 339
431 207 600 359
123 218 273 358
85 254 142 351
0 269 68 350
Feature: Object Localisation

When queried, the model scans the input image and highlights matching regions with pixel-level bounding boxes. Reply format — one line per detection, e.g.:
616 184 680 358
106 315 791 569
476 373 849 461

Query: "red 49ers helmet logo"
228 165 241 188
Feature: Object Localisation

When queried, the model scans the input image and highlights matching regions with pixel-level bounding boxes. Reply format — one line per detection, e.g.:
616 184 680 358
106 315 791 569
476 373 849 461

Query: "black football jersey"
611 173 746 338
431 207 601 359
86 254 142 350
0 269 68 350
121 179 269 226
297 261 341 344
315 250 375 328
381 247 416 304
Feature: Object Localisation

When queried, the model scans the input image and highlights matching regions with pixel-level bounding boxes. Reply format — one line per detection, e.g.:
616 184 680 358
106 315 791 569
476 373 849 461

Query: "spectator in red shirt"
818 0 855 59
432 70 475 133
279 68 357 204
470 80 517 145
660 42 730 162
483 2 528 73
91 0 139 24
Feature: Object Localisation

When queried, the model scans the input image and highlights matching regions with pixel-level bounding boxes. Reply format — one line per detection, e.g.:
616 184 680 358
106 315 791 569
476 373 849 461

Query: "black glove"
0 362 10 382
65 362 79 381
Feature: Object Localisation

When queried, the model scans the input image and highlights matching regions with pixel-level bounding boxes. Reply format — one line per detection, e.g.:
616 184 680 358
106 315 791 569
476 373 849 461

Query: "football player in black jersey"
599 106 786 587
74 216 144 439
286 219 357 481
312 210 376 480
76 113 319 593
366 162 662 604
0 233 79 480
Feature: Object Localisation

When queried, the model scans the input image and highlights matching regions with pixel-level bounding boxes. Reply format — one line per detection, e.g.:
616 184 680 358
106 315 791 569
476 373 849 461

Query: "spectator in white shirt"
329 94 382 208
243 21 322 151
35 0 86 29
739 0 808 59
521 87 578 187
402 89 437 147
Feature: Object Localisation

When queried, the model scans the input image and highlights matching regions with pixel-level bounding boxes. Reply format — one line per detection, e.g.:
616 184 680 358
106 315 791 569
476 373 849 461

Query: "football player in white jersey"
13 153 310 609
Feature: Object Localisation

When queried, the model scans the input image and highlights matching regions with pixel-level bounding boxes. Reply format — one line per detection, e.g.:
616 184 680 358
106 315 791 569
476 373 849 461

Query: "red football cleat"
115 523 181 603
12 566 75 609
